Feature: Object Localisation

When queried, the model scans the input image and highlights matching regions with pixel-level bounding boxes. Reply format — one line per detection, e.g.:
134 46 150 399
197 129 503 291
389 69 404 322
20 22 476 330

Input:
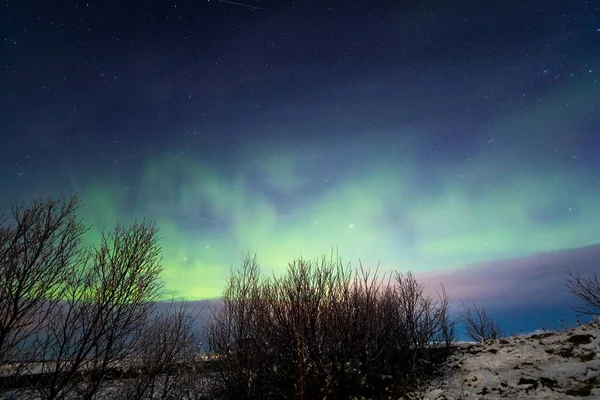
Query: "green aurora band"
74 74 600 300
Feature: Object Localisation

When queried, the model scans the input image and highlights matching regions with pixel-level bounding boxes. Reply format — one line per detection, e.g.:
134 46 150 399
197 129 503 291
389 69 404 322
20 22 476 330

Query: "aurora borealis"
1 1 599 330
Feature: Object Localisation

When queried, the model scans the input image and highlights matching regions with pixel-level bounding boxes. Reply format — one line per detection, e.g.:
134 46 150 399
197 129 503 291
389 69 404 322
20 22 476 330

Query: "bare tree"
33 221 164 400
205 252 266 399
460 301 504 344
0 195 87 377
114 299 201 400
565 269 600 318
436 287 458 350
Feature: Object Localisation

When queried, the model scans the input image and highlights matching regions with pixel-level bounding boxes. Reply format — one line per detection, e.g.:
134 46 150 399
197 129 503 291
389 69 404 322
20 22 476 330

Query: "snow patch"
403 320 600 399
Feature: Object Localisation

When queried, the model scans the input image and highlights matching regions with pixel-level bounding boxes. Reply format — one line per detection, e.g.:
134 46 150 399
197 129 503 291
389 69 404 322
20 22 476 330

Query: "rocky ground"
405 319 600 399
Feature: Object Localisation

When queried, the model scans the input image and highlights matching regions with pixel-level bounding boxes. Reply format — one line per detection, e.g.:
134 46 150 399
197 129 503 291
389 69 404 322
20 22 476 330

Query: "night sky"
2 1 599 332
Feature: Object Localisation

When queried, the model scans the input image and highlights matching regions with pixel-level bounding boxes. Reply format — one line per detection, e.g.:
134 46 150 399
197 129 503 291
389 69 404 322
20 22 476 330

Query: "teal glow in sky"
77 125 600 299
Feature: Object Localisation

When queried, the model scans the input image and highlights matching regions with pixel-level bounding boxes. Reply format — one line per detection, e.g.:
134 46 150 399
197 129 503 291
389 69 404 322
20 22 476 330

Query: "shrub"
459 301 504 344
112 300 201 400
205 252 455 399
565 269 600 318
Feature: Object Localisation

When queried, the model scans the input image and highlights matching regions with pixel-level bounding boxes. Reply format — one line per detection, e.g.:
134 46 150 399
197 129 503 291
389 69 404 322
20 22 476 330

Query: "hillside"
405 319 600 399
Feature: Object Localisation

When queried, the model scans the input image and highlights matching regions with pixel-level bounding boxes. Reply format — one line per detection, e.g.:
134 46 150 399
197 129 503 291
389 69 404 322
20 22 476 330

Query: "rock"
406 320 600 399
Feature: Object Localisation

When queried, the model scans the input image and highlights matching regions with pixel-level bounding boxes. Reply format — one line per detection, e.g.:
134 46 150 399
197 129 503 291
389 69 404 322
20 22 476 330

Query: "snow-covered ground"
4 320 599 399
404 319 600 399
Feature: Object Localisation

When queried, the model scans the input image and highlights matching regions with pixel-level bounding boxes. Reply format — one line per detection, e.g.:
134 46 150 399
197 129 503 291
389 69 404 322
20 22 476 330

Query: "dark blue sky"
1 0 599 332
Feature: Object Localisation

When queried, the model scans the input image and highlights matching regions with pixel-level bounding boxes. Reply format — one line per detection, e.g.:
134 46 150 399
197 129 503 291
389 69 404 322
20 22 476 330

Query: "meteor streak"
216 0 260 10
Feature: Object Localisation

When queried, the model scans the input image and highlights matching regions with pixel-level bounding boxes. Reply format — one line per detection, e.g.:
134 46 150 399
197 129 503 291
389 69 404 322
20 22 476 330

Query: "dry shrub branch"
206 252 456 400
565 269 600 318
0 195 174 400
459 301 504 344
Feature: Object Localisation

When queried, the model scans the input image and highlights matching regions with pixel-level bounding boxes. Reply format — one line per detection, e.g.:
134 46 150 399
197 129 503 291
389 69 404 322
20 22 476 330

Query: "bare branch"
459 301 504 344
114 299 201 400
33 220 164 400
0 194 87 374
565 269 600 317
205 253 455 399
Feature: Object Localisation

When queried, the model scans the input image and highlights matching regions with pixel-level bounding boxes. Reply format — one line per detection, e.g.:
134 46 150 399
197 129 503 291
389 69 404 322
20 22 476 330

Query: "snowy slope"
404 320 600 399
